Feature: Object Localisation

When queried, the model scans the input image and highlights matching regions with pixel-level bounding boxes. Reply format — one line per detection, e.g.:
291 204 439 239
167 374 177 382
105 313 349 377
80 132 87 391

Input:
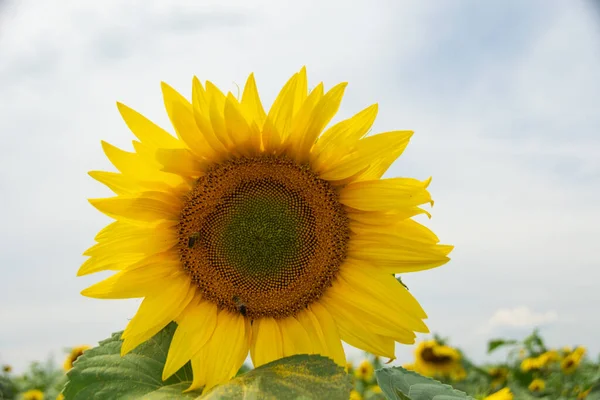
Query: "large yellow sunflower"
80 67 452 392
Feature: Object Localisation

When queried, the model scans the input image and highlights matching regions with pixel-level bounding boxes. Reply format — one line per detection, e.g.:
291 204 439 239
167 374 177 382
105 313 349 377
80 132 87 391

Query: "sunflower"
402 362 417 371
449 366 467 381
349 390 363 400
22 389 44 400
63 345 91 370
369 385 382 394
572 346 587 358
577 387 592 399
414 340 461 377
483 388 513 400
354 359 374 381
488 367 508 386
80 68 452 391
520 356 542 372
528 378 545 392
561 353 582 375
538 350 560 366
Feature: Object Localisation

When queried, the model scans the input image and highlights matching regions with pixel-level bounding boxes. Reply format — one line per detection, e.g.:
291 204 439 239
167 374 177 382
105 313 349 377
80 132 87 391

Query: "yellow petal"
88 171 143 195
353 219 442 246
121 275 195 355
312 103 378 167
83 222 177 256
205 81 227 119
341 262 427 319
154 148 206 177
292 66 308 116
224 94 256 156
285 83 324 155
279 317 313 357
191 78 228 158
335 264 428 329
305 303 346 366
250 317 283 367
116 102 182 149
161 82 217 160
358 136 415 181
187 312 249 392
241 73 267 128
191 77 210 114
294 82 347 162
324 285 422 343
321 298 396 359
262 73 298 152
77 253 144 276
188 350 209 391
93 221 131 241
201 311 249 392
348 232 452 273
101 141 156 178
88 193 180 223
318 131 412 182
339 178 432 212
80 260 180 299
163 298 218 380
209 96 232 151
295 309 326 355
348 208 431 227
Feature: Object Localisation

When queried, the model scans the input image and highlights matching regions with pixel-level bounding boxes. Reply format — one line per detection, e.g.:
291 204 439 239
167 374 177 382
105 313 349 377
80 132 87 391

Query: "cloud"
477 306 558 335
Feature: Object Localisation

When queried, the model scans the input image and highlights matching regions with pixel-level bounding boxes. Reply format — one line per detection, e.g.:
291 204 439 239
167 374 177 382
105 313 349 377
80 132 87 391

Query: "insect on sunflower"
80 67 452 392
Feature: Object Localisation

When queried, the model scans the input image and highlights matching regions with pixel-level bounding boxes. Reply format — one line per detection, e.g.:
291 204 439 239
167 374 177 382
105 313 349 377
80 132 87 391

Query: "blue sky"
0 0 599 371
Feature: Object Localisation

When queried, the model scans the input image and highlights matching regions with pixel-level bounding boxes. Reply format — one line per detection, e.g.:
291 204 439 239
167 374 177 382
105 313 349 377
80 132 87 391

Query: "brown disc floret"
177 155 349 319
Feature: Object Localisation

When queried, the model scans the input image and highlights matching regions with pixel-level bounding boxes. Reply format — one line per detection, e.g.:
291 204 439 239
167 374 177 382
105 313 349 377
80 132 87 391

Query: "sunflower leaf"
199 354 352 400
63 322 202 400
375 367 475 400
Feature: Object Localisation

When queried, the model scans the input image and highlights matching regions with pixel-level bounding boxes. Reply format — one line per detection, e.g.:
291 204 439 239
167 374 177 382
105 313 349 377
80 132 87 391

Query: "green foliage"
4 326 599 399
375 367 475 400
522 329 547 355
200 354 352 400
0 358 64 400
487 339 518 354
63 324 351 400
0 374 17 400
63 322 202 400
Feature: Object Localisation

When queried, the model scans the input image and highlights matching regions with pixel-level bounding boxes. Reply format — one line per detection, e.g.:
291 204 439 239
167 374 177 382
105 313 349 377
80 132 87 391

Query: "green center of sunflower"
177 155 349 319
214 182 313 280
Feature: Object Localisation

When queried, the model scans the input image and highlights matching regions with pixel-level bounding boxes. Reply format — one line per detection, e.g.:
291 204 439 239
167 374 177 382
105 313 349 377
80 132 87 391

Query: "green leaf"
0 375 17 400
63 322 202 400
375 367 475 400
487 339 518 354
199 354 352 400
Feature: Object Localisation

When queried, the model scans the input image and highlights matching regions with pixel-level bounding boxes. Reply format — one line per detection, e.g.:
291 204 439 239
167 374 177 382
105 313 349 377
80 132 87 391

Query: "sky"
0 0 599 372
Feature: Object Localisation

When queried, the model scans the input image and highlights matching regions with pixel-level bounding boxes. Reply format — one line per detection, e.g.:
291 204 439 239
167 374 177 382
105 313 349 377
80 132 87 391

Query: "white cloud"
478 307 559 335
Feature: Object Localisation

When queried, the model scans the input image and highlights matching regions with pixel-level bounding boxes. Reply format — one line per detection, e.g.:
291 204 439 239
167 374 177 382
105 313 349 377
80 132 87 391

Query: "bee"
188 232 200 248
233 295 247 317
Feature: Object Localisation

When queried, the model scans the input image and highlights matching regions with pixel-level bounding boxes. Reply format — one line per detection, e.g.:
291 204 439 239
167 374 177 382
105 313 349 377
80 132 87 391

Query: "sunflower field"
1 328 598 399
